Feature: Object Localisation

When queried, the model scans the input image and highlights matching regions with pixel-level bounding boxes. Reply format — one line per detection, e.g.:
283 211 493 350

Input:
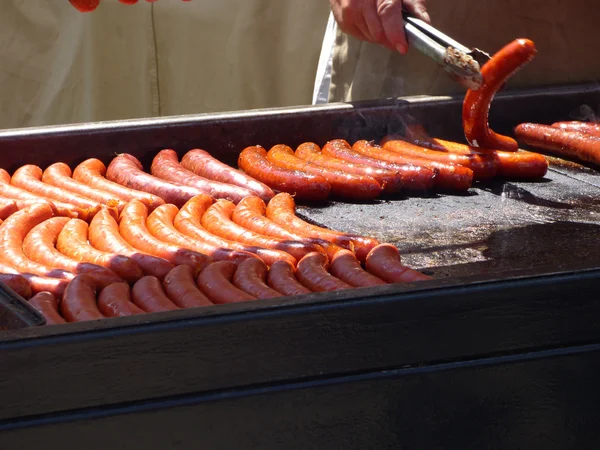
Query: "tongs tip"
443 47 484 90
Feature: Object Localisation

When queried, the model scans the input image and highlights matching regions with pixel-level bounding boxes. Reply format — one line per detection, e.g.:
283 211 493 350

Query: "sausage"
181 148 275 202
0 261 67 298
0 198 17 220
352 140 473 191
56 219 143 283
11 165 101 220
266 260 312 297
238 145 331 202
295 142 404 194
89 207 174 279
514 123 600 167
0 169 86 219
365 244 433 283
196 261 257 304
28 292 66 325
231 196 342 261
60 274 105 322
23 217 123 289
106 153 202 208
69 0 100 13
232 258 282 299
119 200 211 273
296 252 353 292
151 149 256 204
552 121 600 139
131 276 180 313
0 273 32 299
381 137 498 180
43 163 127 213
321 139 436 191
73 158 165 211
147 203 258 265
267 144 382 201
174 195 289 266
97 282 145 317
201 199 316 265
400 124 548 179
265 192 380 262
330 250 387 288
163 265 213 308
463 38 537 151
0 203 74 280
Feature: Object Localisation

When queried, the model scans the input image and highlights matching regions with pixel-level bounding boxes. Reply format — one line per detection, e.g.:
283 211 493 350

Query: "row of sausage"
1 192 430 324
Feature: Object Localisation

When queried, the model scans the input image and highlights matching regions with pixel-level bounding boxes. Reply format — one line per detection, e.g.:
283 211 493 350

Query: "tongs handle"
402 11 487 90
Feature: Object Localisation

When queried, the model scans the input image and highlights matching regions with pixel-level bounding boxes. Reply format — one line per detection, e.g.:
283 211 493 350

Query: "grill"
1 83 599 449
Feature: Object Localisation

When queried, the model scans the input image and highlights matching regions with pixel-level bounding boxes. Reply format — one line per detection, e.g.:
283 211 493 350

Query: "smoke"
570 104 599 123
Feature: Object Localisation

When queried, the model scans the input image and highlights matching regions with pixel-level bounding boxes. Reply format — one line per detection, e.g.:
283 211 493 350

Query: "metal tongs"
403 11 491 90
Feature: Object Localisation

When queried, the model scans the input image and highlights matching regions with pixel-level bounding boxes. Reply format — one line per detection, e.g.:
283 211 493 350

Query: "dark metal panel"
2 343 599 450
1 267 599 421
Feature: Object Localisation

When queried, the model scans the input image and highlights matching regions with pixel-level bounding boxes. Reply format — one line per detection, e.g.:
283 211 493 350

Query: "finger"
376 0 408 54
330 0 371 42
403 0 431 23
361 1 386 44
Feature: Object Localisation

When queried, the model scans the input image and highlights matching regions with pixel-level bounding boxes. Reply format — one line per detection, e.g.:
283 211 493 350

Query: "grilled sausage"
89 207 174 279
231 196 341 261
267 144 382 201
43 162 127 213
265 193 380 262
552 121 600 139
238 145 331 202
401 124 548 179
232 258 282 299
201 199 318 265
174 195 288 266
151 149 256 204
330 250 387 288
131 276 180 313
0 273 32 299
0 261 68 298
295 142 404 194
0 169 86 219
147 203 258 265
196 261 257 304
28 292 66 325
0 204 74 281
352 140 473 191
463 38 537 151
60 274 105 322
106 153 203 208
97 282 145 317
515 123 600 167
23 217 123 289
181 148 275 202
56 218 143 283
0 198 18 220
266 260 312 297
321 139 436 191
163 264 214 308
73 158 164 210
365 244 433 283
381 137 498 179
119 200 210 273
11 165 101 220
296 252 353 292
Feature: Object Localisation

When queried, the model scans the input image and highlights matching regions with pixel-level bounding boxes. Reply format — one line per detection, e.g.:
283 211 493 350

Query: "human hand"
329 0 430 54
69 0 192 13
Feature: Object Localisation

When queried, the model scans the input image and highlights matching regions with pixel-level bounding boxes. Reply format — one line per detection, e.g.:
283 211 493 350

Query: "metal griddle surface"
0 83 599 285
297 170 600 278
